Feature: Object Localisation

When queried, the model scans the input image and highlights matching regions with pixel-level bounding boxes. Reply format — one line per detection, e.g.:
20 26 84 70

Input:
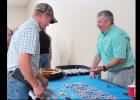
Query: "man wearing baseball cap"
7 3 57 99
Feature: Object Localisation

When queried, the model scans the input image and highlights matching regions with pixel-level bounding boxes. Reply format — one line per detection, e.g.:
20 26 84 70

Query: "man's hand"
32 81 45 98
89 65 98 78
89 72 95 78
40 76 48 89
90 65 103 73
89 65 103 78
37 74 48 89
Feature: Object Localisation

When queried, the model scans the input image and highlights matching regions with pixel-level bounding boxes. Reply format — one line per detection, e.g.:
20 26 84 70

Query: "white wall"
26 0 135 67
7 7 27 28
8 0 135 79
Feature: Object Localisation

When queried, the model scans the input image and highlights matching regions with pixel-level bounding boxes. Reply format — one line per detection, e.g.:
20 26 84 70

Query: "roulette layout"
64 82 117 99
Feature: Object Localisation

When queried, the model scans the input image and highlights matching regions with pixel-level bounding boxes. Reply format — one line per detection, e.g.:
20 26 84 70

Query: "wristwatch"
102 65 107 71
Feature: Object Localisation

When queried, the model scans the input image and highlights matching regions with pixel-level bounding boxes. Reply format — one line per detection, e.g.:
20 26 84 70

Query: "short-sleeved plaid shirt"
7 17 40 76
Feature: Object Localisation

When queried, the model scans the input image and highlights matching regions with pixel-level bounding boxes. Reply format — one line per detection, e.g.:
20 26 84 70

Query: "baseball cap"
35 3 58 24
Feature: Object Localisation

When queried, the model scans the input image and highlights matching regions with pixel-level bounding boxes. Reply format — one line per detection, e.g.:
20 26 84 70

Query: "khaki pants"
106 68 135 88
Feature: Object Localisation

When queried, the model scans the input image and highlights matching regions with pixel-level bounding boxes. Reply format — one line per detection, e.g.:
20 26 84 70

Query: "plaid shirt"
7 17 40 76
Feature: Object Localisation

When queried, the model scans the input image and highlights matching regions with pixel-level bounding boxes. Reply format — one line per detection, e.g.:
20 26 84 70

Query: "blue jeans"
39 54 49 68
7 78 30 100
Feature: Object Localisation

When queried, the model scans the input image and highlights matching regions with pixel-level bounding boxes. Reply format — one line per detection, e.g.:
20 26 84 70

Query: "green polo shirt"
96 24 135 72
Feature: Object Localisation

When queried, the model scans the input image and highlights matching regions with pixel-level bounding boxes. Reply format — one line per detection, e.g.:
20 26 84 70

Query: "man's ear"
43 12 48 17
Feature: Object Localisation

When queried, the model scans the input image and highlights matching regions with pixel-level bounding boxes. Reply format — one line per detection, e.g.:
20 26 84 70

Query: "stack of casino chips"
62 68 89 75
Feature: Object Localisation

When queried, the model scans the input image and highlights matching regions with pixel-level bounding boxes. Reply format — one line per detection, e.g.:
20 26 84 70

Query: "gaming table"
43 75 133 99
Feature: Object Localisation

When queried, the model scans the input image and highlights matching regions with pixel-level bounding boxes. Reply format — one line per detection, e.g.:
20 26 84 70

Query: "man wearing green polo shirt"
89 10 135 88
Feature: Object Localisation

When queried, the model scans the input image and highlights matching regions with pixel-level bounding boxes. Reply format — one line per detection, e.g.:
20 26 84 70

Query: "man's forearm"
91 55 101 68
104 58 125 69
18 53 39 88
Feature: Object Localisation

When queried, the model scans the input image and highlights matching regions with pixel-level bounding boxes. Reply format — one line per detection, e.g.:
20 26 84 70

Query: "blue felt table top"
45 75 133 99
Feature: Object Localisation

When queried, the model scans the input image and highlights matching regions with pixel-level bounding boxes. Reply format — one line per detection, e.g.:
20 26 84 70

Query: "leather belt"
122 66 134 70
9 68 32 89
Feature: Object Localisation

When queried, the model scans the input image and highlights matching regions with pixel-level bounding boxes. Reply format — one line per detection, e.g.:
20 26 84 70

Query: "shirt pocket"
97 41 103 54
104 40 113 58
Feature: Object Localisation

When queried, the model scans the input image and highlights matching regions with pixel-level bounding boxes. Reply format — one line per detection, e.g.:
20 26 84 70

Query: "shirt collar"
30 17 41 32
101 24 115 35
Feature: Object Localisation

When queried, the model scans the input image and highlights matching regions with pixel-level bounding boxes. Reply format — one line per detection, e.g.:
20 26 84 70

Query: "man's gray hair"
97 10 114 24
